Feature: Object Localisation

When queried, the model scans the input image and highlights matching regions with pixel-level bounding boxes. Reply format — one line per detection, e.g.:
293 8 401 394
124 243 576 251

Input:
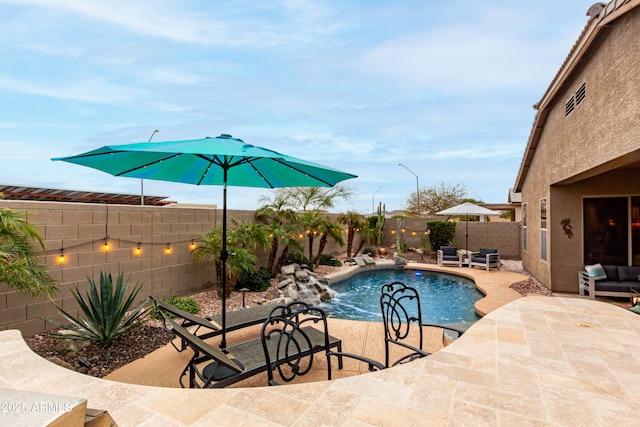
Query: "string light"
103 238 110 251
57 249 65 264
165 243 172 254
190 240 196 251
134 243 142 255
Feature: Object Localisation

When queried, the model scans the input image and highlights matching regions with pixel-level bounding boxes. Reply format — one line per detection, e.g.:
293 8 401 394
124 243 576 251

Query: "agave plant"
47 271 150 346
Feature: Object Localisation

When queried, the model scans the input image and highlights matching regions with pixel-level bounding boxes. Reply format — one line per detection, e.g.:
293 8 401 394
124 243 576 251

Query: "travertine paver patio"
2 294 640 426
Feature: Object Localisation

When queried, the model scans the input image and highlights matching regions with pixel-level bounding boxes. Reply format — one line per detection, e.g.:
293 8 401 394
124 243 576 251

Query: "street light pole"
398 163 420 215
372 186 382 214
141 129 159 205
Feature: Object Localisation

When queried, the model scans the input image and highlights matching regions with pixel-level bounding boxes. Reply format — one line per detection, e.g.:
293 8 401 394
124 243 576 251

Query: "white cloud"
0 75 141 104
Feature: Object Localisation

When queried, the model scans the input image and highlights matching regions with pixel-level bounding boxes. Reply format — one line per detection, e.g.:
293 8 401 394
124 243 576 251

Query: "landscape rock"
281 265 296 275
362 254 376 265
393 255 408 266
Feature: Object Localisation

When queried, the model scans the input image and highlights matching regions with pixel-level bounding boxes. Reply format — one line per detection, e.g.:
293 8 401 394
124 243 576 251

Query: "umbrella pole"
465 214 469 255
220 169 229 349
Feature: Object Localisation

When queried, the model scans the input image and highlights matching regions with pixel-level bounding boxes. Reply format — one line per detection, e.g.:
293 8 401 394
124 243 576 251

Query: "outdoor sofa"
578 263 640 299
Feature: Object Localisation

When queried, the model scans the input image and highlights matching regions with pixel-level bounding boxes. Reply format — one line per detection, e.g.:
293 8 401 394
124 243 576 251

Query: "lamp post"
372 186 382 214
141 129 159 205
398 163 420 215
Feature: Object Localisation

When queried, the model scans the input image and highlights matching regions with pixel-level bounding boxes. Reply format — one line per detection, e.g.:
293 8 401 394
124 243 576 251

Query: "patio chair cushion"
585 263 607 281
478 248 497 258
440 246 458 257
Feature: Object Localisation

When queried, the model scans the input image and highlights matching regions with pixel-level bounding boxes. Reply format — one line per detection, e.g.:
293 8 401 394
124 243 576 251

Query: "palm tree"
0 207 57 298
273 226 304 273
191 225 258 297
337 210 364 257
313 216 344 267
299 211 322 262
256 194 299 275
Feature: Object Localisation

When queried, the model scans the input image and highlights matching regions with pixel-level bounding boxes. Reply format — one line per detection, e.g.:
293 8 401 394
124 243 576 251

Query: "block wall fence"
0 200 520 335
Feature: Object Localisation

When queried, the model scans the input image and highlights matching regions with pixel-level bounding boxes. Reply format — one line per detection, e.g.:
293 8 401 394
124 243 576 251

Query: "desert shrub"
283 252 314 271
47 271 149 347
318 254 342 267
362 245 376 256
153 294 200 319
426 220 456 251
237 267 272 292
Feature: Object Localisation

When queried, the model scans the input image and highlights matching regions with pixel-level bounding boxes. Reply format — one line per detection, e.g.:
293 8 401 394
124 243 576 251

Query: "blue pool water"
318 269 483 325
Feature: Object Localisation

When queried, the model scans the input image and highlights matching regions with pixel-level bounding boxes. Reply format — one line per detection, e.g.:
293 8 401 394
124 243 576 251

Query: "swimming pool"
319 269 483 325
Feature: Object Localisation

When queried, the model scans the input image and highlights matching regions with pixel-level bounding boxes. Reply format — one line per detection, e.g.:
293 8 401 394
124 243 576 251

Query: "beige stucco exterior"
516 1 640 292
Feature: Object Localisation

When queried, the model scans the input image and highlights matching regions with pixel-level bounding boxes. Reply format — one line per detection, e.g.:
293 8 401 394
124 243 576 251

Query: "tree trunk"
353 237 365 257
314 235 328 266
346 227 354 257
274 246 290 273
307 235 314 262
267 236 279 275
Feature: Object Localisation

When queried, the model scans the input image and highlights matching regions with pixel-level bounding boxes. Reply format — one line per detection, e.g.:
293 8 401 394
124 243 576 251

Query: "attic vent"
565 97 575 116
576 82 586 105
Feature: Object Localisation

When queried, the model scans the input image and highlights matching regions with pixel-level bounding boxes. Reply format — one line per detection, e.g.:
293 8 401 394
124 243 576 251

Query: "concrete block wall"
0 200 219 336
381 217 521 258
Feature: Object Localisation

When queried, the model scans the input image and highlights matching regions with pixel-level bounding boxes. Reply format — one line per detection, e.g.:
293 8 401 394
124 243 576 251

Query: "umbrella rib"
245 158 275 189
114 153 182 176
270 158 334 186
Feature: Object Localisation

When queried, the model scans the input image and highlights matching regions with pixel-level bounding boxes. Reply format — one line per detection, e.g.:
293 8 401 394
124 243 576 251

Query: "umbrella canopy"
436 202 499 252
53 134 357 348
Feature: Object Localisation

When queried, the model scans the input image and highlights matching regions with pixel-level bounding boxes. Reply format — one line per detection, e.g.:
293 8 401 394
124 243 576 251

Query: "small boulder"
295 270 310 281
278 278 294 289
393 255 408 266
281 264 296 275
362 254 376 265
54 330 91 355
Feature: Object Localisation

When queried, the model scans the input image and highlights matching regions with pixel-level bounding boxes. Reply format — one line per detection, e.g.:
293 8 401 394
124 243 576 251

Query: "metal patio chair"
261 301 385 385
380 281 465 367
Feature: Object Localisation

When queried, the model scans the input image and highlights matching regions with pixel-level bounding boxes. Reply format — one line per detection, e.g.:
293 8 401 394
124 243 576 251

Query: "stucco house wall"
517 1 640 292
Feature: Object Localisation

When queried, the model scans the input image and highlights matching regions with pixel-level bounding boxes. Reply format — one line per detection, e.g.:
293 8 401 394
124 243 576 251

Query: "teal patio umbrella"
53 134 357 348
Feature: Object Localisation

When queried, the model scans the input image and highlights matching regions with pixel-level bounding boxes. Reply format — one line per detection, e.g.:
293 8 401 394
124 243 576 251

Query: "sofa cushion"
595 281 640 293
585 263 607 281
617 266 640 282
602 265 619 281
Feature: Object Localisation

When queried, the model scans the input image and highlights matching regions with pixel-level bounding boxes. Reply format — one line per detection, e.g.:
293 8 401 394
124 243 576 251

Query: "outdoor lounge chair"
158 308 344 388
261 301 385 385
150 296 284 352
469 248 500 271
437 246 463 267
380 281 465 367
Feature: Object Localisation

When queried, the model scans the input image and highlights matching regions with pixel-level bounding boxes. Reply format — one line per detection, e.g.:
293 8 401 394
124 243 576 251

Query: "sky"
0 0 596 214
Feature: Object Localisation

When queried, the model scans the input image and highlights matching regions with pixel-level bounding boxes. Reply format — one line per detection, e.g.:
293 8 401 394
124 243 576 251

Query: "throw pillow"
585 263 607 281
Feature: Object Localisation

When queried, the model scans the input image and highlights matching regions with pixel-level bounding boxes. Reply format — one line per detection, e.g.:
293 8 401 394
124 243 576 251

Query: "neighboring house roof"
508 188 521 204
0 184 175 206
513 0 640 192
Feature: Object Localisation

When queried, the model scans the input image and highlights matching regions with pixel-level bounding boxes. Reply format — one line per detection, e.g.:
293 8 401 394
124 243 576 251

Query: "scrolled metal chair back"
380 281 424 367
261 301 330 384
